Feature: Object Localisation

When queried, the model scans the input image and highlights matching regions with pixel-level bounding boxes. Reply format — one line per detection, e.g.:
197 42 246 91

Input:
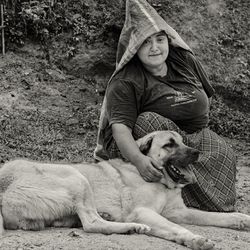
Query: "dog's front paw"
187 236 215 250
128 223 151 234
230 213 250 230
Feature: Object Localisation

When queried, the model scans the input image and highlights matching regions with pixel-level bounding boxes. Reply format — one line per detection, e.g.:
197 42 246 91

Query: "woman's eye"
143 39 151 45
157 36 166 42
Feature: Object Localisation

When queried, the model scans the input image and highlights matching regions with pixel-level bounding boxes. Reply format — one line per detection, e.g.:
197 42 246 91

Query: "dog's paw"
128 223 151 234
187 236 215 250
230 213 250 230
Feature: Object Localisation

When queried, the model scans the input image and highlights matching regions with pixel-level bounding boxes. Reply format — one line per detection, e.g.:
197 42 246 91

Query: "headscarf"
94 0 192 160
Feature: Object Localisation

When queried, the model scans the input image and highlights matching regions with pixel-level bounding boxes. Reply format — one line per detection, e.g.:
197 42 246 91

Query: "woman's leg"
106 112 237 212
132 112 184 139
182 129 237 212
106 112 186 159
133 112 198 147
133 112 237 212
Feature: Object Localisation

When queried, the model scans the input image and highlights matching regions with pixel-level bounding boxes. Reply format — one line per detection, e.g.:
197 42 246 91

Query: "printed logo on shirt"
167 90 197 107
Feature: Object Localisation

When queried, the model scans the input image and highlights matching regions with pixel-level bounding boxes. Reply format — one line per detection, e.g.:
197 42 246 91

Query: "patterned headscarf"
94 0 191 160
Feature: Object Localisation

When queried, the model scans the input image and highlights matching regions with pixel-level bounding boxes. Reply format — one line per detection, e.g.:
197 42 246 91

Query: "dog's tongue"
166 164 197 184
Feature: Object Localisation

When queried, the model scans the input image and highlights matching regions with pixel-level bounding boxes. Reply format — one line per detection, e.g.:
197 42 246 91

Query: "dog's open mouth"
166 165 185 182
165 163 196 184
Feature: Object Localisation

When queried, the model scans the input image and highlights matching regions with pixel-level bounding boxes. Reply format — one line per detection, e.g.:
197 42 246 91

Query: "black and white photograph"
0 0 249 249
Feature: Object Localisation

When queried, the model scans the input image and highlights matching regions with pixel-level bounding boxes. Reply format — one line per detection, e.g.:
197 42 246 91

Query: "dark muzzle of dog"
164 147 199 184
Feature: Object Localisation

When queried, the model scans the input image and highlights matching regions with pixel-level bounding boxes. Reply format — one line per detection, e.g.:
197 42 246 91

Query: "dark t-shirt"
104 47 214 149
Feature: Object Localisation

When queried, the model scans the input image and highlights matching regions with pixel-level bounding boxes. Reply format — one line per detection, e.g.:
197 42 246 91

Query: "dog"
0 130 250 250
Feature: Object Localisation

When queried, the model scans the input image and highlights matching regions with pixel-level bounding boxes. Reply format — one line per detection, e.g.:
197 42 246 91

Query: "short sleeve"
106 79 139 129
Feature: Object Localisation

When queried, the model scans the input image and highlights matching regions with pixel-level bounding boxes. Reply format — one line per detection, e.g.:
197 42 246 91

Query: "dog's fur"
0 131 250 250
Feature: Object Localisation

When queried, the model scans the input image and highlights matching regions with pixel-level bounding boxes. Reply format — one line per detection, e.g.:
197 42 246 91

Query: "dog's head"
137 131 199 189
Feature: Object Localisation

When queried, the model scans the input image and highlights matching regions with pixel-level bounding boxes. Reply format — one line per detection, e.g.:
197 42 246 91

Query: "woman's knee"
137 112 167 122
135 112 181 133
134 112 182 137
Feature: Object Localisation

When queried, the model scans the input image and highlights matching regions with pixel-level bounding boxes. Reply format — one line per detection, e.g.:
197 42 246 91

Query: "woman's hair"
165 32 171 44
153 30 171 43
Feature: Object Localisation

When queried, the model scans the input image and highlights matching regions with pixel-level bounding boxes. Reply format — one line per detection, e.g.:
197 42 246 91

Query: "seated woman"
94 0 236 212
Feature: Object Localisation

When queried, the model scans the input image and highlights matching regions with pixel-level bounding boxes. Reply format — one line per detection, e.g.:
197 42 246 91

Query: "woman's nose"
150 40 158 51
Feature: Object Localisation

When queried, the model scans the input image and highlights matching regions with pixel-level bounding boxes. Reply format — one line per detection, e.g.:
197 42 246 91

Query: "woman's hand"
133 154 163 182
112 123 163 182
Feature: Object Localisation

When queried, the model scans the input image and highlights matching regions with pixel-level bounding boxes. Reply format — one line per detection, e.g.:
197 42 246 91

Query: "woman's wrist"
129 152 145 167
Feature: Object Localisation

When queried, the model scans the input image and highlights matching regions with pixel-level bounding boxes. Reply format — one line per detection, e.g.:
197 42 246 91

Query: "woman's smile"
149 53 162 57
137 31 169 76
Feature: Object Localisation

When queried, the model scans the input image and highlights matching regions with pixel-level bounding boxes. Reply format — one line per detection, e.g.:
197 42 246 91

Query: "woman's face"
137 31 169 72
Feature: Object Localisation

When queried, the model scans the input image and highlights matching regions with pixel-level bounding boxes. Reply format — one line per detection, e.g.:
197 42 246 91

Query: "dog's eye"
163 143 172 148
163 138 176 149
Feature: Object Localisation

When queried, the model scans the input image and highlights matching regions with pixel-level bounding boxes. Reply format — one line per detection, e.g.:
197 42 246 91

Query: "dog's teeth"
171 165 181 175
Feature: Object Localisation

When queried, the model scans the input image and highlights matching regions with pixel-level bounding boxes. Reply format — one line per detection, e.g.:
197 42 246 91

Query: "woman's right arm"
112 123 163 182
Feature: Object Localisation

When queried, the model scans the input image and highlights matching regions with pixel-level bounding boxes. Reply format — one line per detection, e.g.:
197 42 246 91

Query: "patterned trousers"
106 112 237 212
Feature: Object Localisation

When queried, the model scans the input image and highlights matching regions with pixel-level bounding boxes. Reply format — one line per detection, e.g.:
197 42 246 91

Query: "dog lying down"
0 131 250 250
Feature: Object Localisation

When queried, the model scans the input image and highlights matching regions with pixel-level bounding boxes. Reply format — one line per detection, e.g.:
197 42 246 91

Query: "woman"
94 0 236 212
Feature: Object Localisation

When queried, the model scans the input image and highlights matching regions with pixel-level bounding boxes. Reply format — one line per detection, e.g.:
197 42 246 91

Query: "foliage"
209 94 249 141
1 0 249 147
4 0 71 47
3 0 123 49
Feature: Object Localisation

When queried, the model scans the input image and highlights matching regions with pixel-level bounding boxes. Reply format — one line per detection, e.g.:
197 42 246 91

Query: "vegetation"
0 0 249 163
4 0 123 47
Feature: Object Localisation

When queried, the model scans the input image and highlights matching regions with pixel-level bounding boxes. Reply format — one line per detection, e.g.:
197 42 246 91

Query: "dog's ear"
138 136 154 155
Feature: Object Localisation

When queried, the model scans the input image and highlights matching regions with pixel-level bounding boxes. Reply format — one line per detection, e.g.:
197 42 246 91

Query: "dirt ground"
0 0 250 249
1 217 250 250
0 51 250 250
0 162 249 250
0 158 249 250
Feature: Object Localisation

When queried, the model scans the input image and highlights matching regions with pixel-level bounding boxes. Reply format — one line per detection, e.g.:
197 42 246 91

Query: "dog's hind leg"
52 215 81 228
75 180 150 235
76 203 150 234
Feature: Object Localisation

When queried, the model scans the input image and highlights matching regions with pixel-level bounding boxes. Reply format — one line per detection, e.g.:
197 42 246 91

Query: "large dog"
0 131 249 250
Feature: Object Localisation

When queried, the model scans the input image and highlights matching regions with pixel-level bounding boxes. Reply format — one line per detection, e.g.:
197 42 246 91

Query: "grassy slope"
0 0 249 163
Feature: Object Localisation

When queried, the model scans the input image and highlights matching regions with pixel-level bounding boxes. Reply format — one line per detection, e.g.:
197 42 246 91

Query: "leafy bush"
4 0 123 48
209 94 249 140
4 0 72 47
2 0 249 143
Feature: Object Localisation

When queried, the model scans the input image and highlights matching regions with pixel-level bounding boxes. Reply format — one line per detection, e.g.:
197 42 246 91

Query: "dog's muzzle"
164 148 199 184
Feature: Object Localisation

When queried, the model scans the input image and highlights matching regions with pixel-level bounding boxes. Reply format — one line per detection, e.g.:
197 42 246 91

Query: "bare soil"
0 160 248 250
0 48 249 250
0 162 250 249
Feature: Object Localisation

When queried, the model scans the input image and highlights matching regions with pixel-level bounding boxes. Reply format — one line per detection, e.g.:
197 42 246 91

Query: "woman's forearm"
112 123 143 164
112 123 163 181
